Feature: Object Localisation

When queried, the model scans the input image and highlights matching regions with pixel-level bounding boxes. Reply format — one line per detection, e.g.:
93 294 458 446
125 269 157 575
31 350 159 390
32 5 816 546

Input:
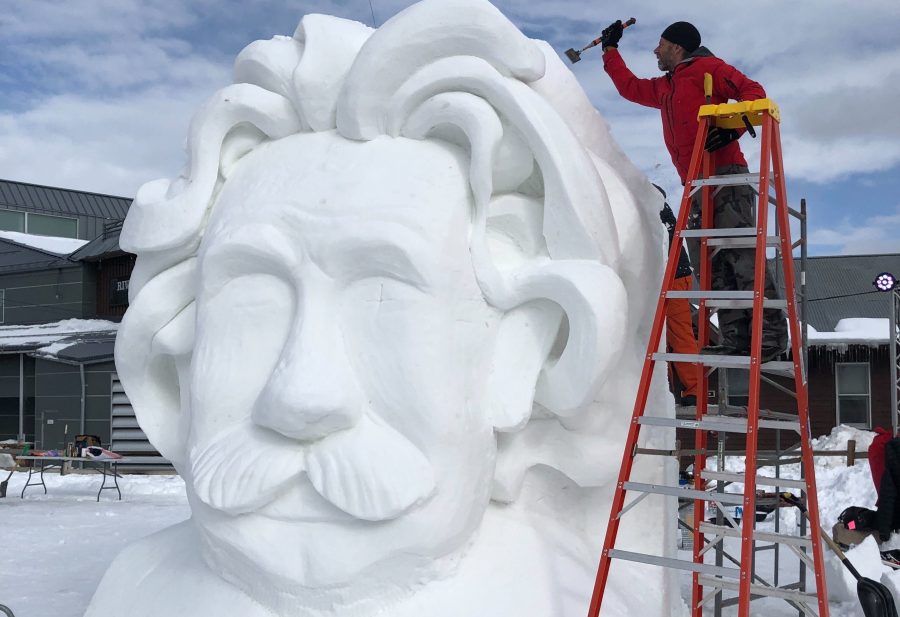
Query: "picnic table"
15 455 121 501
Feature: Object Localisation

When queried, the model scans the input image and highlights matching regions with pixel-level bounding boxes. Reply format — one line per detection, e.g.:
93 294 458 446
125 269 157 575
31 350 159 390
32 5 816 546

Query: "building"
0 178 130 241
0 179 134 452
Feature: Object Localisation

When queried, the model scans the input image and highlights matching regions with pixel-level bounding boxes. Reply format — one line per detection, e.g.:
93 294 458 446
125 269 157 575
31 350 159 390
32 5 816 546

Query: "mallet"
565 18 636 64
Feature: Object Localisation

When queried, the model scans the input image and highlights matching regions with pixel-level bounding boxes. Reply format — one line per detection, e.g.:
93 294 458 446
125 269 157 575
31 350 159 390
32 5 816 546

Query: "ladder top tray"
698 98 780 127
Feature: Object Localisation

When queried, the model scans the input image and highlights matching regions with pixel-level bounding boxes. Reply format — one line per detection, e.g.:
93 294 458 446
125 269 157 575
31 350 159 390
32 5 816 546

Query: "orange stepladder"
585 89 830 617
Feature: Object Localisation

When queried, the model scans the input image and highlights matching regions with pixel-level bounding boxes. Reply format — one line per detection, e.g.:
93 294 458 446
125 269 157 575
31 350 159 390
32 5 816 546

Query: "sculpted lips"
189 414 437 521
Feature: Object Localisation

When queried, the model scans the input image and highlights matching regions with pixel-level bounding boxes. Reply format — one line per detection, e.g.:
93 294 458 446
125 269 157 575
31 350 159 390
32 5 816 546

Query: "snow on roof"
0 319 119 359
0 230 89 256
808 318 893 346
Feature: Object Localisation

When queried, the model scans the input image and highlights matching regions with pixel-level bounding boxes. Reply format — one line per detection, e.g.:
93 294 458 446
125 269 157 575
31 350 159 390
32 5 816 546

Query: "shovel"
786 492 899 617
820 527 899 617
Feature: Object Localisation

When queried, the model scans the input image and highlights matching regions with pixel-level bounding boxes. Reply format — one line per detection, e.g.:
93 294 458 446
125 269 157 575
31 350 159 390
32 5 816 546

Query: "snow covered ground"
677 425 889 617
0 472 188 617
0 426 897 617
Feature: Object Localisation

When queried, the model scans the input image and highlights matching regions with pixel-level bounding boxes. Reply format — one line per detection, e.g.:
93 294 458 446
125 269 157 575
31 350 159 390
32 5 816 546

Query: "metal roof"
0 179 131 220
54 340 116 364
69 220 128 261
792 253 900 331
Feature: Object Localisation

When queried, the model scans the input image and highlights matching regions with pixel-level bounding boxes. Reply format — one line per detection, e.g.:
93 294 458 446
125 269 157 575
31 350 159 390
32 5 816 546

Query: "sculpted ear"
487 261 628 431
114 259 196 468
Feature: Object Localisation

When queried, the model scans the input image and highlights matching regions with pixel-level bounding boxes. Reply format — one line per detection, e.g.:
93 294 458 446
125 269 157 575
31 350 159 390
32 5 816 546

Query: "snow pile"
0 229 89 255
812 424 878 468
704 425 900 611
0 470 189 617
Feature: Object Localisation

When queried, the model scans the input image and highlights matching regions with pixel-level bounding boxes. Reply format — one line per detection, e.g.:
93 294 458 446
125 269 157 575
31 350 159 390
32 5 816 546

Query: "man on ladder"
585 18 834 617
599 20 787 362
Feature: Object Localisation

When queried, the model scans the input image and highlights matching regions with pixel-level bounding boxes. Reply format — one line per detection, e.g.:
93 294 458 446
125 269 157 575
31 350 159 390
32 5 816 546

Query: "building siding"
33 358 116 450
0 354 35 443
0 265 95 325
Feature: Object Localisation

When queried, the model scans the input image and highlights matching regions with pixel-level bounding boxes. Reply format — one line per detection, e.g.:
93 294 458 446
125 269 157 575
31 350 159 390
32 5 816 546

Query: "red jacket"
871 426 893 498
603 47 766 183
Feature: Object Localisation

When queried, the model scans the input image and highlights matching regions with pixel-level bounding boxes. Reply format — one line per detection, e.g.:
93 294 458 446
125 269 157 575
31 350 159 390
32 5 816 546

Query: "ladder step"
677 229 781 248
697 575 819 605
706 299 788 309
666 290 787 310
708 235 780 248
668 290 754 299
608 549 740 578
698 522 812 548
622 481 745 505
701 470 807 490
638 415 799 434
688 173 768 190
652 353 794 375
680 228 755 238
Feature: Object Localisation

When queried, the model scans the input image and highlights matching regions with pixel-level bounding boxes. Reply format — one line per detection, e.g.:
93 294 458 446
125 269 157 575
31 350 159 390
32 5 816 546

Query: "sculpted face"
186 130 502 589
97 3 676 616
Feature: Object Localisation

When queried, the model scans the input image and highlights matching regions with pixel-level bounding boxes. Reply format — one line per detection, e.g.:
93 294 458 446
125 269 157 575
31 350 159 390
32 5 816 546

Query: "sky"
1 0 899 257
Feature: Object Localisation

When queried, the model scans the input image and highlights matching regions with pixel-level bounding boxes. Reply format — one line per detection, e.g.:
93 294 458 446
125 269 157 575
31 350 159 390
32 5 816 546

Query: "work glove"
659 203 677 230
600 20 623 49
705 126 740 152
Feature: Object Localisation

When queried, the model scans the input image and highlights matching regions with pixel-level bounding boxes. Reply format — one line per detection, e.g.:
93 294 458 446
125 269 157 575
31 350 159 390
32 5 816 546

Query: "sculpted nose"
252 290 362 441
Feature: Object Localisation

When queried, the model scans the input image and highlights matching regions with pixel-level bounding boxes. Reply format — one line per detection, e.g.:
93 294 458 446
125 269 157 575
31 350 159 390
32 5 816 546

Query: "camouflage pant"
687 164 787 350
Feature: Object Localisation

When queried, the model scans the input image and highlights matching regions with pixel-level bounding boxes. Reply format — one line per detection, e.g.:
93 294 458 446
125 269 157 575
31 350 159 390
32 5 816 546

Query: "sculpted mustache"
189 414 437 521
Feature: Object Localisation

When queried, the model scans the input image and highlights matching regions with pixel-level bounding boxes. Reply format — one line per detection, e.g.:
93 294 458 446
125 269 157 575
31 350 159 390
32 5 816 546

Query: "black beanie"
661 22 701 53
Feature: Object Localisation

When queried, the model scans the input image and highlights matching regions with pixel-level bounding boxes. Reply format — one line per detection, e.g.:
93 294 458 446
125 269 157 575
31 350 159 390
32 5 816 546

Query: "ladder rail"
734 109 775 617
771 117 830 617
691 119 716 614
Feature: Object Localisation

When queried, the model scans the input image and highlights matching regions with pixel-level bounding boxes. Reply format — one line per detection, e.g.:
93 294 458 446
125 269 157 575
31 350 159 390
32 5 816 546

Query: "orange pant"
666 275 699 397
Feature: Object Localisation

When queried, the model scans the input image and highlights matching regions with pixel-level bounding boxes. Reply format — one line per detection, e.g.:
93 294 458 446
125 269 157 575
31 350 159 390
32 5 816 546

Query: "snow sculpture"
87 1 677 615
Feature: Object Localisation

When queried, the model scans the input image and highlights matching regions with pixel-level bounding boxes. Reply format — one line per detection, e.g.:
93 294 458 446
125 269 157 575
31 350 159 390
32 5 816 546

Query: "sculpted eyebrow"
324 234 431 288
202 226 298 281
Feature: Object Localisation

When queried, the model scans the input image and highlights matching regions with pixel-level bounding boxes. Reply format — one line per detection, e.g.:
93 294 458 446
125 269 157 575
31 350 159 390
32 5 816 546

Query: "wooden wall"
95 254 135 321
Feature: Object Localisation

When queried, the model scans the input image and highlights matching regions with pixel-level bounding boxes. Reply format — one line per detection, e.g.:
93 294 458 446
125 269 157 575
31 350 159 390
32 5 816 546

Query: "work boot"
702 344 784 362
760 344 784 363
701 343 745 356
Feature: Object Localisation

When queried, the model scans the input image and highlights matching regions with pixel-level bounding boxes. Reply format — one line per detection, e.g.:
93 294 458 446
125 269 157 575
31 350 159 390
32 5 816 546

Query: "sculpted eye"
346 276 426 302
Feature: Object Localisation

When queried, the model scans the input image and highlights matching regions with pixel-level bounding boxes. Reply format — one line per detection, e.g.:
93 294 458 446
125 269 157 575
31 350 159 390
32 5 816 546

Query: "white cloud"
1 0 898 202
808 205 900 255
0 84 225 196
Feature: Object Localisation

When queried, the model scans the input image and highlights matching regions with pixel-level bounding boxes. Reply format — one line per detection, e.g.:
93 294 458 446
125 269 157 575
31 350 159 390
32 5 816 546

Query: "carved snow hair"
117 0 630 474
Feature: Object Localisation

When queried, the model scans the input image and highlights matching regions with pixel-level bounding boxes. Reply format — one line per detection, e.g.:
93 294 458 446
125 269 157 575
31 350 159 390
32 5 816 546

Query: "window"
0 210 25 233
0 209 78 238
26 213 78 238
725 368 749 406
836 363 871 428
